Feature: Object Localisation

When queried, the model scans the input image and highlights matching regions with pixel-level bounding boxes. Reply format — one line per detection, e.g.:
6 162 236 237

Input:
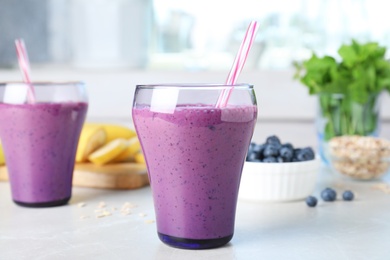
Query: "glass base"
13 196 70 208
158 232 233 249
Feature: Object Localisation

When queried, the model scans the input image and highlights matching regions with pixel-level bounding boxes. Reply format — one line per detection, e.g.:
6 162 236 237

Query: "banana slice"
86 123 137 143
0 141 5 165
113 136 142 162
76 125 106 162
88 138 129 165
134 151 145 164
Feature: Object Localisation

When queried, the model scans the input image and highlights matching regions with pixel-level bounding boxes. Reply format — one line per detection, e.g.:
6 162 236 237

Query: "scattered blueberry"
321 188 337 202
342 190 354 201
306 196 318 207
262 156 277 163
306 188 355 206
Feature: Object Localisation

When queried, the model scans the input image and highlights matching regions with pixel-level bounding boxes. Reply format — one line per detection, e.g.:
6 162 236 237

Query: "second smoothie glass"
0 82 88 207
132 84 257 249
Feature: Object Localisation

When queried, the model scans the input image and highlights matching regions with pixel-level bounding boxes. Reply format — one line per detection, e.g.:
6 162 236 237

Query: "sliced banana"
134 151 145 164
87 123 137 143
76 125 106 163
113 137 142 162
88 138 129 165
0 140 5 165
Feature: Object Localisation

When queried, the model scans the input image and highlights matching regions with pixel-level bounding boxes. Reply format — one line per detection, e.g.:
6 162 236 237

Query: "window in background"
152 0 390 70
0 0 153 69
0 0 388 71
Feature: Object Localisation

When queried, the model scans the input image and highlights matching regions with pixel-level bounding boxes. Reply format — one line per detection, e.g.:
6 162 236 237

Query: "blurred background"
0 0 389 146
1 0 389 70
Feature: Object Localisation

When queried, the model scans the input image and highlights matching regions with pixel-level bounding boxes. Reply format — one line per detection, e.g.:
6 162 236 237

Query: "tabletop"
1 165 390 260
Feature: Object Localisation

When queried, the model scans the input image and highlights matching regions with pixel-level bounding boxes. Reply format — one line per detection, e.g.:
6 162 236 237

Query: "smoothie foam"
0 102 87 205
133 104 257 240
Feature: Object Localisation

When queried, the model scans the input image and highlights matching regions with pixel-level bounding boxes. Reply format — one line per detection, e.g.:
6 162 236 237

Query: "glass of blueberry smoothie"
132 84 257 249
0 82 88 207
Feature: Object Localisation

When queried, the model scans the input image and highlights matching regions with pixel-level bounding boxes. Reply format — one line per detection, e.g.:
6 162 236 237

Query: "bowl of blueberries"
239 135 320 202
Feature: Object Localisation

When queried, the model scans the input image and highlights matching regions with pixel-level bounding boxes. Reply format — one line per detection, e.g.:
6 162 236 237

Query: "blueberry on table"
263 144 279 157
262 156 277 163
306 196 318 207
321 188 337 202
342 190 354 201
266 135 281 146
296 147 315 161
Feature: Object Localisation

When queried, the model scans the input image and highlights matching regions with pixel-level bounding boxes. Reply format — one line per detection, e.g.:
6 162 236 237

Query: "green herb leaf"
295 39 387 139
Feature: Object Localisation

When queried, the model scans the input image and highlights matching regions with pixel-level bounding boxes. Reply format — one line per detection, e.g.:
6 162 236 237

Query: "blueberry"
253 144 266 159
263 144 279 157
296 147 315 161
276 156 284 163
342 190 354 201
305 196 318 207
262 156 277 163
246 152 259 162
248 142 257 154
279 146 293 162
292 148 301 161
266 135 281 146
321 188 337 202
282 143 294 150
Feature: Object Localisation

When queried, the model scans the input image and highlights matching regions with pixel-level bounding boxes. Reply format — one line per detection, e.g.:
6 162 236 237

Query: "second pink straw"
15 38 36 103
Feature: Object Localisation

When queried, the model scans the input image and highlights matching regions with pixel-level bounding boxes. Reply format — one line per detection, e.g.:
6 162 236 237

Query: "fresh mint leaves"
294 39 390 102
294 40 390 140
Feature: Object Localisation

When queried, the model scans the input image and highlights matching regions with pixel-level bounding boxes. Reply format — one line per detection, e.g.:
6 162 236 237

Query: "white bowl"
238 157 320 202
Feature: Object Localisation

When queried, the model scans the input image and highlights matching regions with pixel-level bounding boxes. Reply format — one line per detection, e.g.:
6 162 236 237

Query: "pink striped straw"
216 21 259 108
15 39 36 103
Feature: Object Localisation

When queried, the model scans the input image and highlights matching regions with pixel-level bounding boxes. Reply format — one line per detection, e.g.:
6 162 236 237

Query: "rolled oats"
329 135 390 180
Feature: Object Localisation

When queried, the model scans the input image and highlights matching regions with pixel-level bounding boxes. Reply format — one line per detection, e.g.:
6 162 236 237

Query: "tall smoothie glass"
132 84 257 249
0 82 88 207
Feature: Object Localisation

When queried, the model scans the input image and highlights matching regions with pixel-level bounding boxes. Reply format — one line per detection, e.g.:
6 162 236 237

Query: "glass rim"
0 81 85 87
136 83 253 90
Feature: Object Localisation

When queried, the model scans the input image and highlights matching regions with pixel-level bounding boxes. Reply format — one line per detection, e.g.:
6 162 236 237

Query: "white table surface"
1 165 390 260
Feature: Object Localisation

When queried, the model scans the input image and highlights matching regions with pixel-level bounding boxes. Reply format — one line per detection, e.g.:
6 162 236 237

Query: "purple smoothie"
133 104 257 246
0 102 87 206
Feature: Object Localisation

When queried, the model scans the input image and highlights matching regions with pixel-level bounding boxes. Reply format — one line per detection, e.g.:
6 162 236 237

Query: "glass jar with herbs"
294 40 390 164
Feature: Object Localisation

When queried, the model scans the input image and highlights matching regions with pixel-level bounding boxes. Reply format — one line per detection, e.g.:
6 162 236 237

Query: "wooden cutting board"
0 163 149 190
